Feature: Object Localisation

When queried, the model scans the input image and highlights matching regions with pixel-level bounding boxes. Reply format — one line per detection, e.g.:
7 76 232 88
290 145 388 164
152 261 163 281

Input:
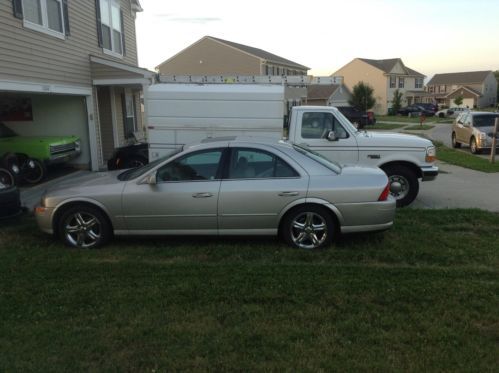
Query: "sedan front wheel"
58 205 111 248
281 205 335 250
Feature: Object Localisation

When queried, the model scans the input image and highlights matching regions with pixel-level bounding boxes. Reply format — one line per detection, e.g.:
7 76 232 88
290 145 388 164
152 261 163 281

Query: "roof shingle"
427 71 492 85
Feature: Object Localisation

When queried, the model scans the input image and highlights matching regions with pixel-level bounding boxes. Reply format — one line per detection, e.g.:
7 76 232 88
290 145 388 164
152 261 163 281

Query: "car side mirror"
147 173 157 185
327 131 338 141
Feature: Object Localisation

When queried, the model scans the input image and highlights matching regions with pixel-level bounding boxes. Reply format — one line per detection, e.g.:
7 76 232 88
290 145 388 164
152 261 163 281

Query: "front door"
292 110 359 165
121 149 224 233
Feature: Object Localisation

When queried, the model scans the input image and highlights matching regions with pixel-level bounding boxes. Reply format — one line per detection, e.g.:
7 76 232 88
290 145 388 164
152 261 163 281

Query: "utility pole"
490 117 498 163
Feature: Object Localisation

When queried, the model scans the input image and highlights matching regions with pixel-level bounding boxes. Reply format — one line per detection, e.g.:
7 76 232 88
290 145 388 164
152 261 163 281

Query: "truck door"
292 110 359 165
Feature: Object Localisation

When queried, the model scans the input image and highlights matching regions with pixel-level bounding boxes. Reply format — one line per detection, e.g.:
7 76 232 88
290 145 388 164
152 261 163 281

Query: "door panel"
122 180 220 232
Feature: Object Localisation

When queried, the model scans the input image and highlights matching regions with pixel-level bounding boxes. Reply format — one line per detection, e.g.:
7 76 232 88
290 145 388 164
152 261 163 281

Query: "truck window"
301 112 348 139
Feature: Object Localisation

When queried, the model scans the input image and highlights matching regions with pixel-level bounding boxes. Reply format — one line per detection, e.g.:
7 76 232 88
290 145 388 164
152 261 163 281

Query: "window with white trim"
97 0 124 56
14 0 69 38
415 77 423 89
389 76 396 88
398 77 405 88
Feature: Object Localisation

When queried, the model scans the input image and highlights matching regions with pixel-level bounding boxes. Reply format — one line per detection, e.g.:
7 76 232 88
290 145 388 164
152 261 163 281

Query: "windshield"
473 114 499 128
0 123 18 138
292 144 342 174
118 148 183 181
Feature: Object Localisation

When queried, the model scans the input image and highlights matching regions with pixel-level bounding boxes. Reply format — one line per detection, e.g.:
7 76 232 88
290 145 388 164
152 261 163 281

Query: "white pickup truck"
147 83 438 207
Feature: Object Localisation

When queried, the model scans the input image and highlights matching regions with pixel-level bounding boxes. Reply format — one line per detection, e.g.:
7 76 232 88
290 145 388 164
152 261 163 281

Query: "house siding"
157 38 262 75
334 59 388 114
0 0 138 87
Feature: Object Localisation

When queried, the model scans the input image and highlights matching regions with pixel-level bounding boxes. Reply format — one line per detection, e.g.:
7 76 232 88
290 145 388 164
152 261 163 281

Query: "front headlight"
479 132 487 140
425 146 436 163
75 140 81 152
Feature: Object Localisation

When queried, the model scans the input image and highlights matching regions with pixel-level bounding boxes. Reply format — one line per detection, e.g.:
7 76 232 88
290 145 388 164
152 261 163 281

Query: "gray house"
423 71 497 109
0 0 153 170
306 84 351 107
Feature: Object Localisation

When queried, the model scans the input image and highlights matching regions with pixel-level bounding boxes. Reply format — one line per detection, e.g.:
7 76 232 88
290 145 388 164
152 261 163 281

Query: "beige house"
306 84 351 107
333 58 425 114
0 0 153 170
156 36 309 76
419 71 497 109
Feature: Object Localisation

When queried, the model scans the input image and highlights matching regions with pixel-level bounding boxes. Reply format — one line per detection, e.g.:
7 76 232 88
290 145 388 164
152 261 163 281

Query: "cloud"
155 14 221 24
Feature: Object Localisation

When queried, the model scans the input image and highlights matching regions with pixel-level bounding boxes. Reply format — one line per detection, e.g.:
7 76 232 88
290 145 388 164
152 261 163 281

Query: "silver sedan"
35 138 395 250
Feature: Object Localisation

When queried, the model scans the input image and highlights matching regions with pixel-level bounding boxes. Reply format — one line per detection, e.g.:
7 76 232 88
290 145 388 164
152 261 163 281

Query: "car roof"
184 136 291 151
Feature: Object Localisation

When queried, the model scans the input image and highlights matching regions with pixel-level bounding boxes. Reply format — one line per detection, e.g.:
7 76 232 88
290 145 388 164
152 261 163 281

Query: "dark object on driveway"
107 142 149 170
1 152 42 185
397 105 435 117
0 180 22 218
416 103 438 113
336 106 376 128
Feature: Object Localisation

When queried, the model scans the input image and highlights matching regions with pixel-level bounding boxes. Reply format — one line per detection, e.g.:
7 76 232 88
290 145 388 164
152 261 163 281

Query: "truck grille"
50 143 76 155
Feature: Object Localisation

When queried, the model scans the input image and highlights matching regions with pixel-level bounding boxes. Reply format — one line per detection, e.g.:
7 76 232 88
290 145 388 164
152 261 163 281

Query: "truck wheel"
470 137 481 154
281 205 334 250
23 159 46 184
58 204 111 249
382 165 419 208
451 132 461 148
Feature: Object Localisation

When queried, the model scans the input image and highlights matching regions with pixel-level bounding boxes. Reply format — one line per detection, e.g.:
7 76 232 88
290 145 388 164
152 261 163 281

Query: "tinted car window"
157 149 223 182
228 148 298 179
473 114 499 128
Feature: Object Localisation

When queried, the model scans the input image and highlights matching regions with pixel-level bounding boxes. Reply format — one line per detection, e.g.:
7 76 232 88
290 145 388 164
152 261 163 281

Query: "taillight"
378 182 390 201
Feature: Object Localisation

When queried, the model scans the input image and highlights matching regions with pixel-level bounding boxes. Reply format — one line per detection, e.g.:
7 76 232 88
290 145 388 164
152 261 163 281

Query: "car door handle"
278 191 299 197
192 192 213 198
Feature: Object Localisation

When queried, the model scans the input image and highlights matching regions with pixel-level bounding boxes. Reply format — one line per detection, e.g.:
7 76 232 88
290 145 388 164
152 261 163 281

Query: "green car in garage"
0 123 81 183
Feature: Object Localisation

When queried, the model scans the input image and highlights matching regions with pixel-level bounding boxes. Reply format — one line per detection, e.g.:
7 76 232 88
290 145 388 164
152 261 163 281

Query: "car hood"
46 171 125 195
0 135 79 145
356 131 433 148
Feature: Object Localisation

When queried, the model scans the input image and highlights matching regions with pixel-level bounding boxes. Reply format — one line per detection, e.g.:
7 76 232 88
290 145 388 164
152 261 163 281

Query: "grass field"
436 142 499 172
1 209 498 371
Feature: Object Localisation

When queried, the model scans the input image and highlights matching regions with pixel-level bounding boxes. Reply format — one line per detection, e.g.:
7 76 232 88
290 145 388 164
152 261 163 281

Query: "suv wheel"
451 132 461 148
470 137 481 154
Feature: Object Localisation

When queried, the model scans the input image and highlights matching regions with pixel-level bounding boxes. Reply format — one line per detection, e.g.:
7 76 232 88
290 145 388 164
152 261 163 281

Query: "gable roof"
428 71 492 86
358 58 425 77
307 84 342 100
207 36 310 70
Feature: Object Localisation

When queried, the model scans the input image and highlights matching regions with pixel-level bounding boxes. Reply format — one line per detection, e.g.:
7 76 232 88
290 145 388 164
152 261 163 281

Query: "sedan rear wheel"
59 205 111 248
282 205 334 250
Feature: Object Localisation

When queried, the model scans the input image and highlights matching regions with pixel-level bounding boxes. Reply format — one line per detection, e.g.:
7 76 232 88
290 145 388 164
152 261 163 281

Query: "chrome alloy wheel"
290 211 328 249
388 174 409 200
63 211 102 248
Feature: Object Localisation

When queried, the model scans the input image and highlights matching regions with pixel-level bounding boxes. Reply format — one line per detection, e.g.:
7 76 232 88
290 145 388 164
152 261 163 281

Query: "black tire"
382 165 419 208
281 205 335 250
122 156 147 169
470 137 481 154
58 204 112 249
438 113 445 118
0 168 15 187
451 132 461 148
23 159 46 184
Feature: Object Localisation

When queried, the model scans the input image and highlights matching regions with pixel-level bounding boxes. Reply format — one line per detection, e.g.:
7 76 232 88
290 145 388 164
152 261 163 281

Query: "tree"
454 95 463 107
391 89 403 115
348 81 376 111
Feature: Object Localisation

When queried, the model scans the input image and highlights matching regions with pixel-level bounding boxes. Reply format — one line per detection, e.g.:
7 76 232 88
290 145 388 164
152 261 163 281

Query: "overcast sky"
135 0 499 79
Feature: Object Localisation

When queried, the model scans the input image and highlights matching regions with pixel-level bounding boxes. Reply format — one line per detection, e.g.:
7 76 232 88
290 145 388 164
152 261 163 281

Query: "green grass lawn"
436 142 499 172
378 115 453 124
368 123 406 130
404 124 435 131
1 209 499 371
